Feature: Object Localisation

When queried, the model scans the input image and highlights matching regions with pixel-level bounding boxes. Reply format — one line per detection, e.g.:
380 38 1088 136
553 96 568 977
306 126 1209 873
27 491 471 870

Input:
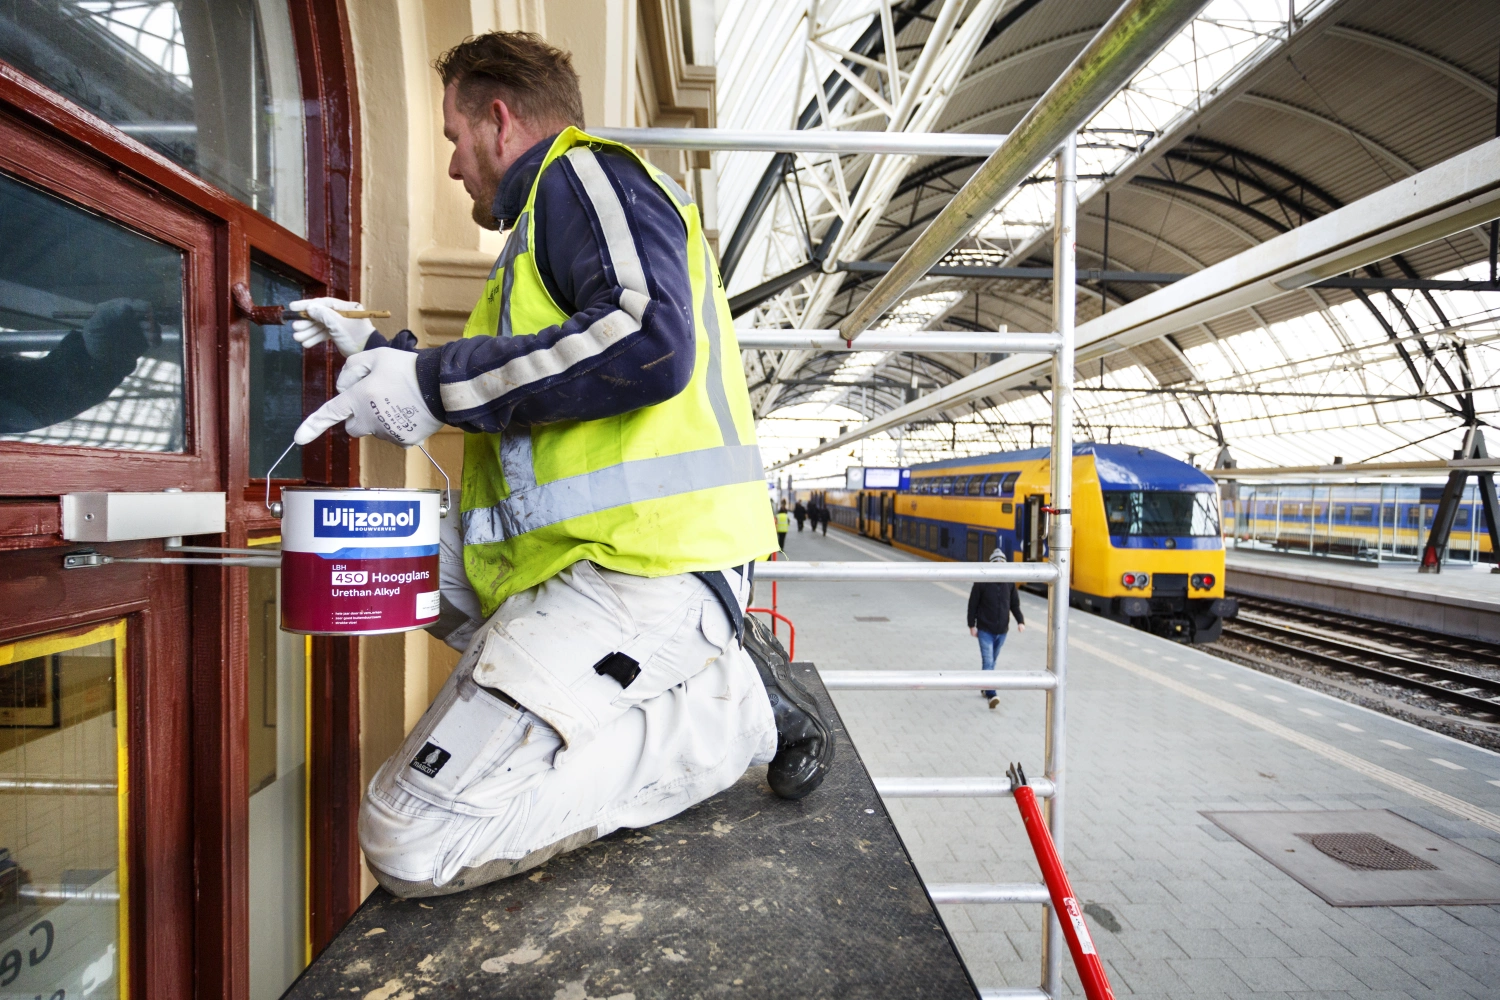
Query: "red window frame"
0 2 364 996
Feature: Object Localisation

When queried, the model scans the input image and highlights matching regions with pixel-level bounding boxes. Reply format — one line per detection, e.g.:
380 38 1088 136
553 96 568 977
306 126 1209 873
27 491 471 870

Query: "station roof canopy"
715 0 1500 478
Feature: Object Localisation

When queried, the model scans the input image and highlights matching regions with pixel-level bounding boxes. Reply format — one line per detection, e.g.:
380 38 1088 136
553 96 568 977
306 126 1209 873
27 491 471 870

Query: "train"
811 443 1237 642
1221 482 1496 563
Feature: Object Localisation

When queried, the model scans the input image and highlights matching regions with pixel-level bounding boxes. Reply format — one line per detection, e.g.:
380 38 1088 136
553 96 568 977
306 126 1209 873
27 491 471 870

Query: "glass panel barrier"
0 621 128 1000
246 551 307 999
0 173 185 451
0 0 307 234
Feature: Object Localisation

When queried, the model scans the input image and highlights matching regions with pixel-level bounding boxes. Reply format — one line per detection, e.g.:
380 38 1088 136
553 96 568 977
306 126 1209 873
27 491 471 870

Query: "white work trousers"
359 561 778 897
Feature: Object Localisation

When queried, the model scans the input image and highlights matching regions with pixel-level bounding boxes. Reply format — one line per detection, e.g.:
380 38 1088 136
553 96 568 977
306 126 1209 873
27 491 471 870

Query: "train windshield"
1103 490 1220 537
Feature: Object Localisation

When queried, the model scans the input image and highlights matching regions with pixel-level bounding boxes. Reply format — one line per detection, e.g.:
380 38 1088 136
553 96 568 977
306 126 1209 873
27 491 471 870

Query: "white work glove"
294 347 444 447
289 296 376 357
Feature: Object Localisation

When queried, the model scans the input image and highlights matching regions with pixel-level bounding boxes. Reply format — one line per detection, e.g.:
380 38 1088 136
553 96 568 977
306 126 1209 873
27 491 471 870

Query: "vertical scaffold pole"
1042 132 1077 999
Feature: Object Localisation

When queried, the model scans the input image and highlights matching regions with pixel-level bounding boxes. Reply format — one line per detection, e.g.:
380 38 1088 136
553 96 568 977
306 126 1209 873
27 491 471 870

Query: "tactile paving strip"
287 664 979 999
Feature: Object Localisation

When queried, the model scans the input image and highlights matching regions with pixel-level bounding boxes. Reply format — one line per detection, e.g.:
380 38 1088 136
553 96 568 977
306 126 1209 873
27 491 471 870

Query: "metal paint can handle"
263 439 451 519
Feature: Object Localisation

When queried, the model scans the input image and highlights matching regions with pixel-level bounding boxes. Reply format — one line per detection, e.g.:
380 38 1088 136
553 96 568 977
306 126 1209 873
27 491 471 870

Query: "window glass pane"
1103 490 1220 536
249 262 305 478
0 622 127 1000
0 0 307 234
247 560 307 998
0 173 184 451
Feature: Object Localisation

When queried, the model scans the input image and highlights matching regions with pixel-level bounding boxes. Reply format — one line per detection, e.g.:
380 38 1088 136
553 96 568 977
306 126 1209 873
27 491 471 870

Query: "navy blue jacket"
371 136 697 433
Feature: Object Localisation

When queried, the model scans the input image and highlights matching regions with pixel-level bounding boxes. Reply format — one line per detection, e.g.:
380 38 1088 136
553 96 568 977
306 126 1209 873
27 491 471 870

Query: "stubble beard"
470 150 504 231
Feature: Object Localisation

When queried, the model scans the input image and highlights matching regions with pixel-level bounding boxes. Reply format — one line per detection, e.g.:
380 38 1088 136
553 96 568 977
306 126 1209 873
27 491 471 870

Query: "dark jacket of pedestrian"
794 501 807 528
967 582 1024 634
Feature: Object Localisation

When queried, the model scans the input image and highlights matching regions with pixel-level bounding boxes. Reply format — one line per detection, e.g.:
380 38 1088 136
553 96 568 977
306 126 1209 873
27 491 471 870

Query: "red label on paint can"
279 488 443 635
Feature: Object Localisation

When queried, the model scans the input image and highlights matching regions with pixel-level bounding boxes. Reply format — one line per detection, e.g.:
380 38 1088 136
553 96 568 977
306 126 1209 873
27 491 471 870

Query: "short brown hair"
434 32 585 128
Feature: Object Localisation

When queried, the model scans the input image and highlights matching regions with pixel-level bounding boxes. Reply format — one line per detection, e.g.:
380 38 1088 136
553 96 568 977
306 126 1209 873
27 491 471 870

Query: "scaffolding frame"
755 135 1079 1000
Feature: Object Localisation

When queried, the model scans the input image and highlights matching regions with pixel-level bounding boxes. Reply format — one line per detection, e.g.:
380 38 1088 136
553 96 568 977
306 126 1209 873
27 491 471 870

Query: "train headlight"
1191 573 1217 590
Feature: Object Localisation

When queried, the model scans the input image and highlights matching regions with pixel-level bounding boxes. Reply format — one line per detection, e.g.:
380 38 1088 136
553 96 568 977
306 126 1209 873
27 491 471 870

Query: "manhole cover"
1297 832 1438 871
1202 809 1500 906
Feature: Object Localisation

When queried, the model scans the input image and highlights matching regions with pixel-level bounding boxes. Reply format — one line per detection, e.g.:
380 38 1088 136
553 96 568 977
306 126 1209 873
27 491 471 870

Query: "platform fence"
755 134 1080 1000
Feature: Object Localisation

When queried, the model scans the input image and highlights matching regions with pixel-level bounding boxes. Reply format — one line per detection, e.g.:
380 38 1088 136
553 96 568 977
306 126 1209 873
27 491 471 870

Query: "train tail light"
1191 573 1216 590
1121 572 1149 589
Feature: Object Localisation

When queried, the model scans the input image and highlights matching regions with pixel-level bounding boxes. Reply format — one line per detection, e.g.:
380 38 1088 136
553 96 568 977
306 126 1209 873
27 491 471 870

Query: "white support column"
1042 132 1077 1000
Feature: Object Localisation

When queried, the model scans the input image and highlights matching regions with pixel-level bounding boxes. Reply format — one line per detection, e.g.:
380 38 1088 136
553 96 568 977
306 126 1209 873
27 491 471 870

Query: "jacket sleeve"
411 146 697 433
1009 585 1024 626
967 584 980 628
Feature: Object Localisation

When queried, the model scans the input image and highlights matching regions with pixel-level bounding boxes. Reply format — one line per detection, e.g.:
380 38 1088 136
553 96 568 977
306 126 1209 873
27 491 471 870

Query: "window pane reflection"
0 173 185 452
0 622 128 1000
0 0 307 234
249 262 305 479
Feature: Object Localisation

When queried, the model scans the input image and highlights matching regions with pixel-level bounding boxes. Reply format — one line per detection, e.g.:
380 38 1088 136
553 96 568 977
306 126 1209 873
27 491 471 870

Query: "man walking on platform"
967 546 1025 710
290 31 832 898
794 499 807 532
776 502 790 550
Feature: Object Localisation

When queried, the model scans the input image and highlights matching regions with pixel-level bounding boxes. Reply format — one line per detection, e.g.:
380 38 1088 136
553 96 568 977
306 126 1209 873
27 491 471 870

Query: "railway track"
1216 602 1500 721
1233 595 1500 670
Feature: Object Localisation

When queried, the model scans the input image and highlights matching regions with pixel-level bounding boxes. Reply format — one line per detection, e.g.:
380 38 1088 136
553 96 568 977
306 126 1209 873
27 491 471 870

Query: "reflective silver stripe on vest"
698 233 739 448
500 427 537 492
497 212 530 338
462 443 767 544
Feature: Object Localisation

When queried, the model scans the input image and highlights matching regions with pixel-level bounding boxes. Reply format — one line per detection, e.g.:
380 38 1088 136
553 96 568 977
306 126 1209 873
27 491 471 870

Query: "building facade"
0 1 716 996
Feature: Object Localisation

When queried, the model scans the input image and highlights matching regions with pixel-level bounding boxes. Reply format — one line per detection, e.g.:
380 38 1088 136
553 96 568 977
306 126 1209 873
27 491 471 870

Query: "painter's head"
434 32 585 229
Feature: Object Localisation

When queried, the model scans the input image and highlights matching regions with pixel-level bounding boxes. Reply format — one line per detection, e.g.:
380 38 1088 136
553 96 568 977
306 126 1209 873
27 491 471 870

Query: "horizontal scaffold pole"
756 561 1059 583
819 670 1057 691
587 127 1009 157
736 330 1060 353
929 883 1051 905
875 776 1058 798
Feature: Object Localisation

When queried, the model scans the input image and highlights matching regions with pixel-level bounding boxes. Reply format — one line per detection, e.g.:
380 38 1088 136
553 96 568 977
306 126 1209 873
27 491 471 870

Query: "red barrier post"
1008 763 1115 1000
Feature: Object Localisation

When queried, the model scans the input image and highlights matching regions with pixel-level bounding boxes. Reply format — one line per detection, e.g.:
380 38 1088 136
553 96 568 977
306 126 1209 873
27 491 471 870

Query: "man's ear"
490 97 514 157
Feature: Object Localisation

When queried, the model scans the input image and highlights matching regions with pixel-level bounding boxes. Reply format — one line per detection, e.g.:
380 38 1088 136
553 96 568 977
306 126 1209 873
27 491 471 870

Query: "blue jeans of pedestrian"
977 629 1007 698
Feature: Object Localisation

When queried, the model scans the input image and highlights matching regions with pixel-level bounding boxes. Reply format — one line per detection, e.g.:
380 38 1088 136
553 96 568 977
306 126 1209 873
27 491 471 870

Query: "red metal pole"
1009 764 1116 1000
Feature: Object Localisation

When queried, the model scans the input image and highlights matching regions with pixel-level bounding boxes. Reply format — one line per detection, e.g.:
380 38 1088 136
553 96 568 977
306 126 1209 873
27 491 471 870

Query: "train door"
0 2 360 996
966 530 982 561
880 494 892 541
1021 495 1049 561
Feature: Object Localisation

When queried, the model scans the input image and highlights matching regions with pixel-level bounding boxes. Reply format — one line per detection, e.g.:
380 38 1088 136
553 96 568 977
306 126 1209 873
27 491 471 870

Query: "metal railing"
752 135 1082 1000
589 126 1010 157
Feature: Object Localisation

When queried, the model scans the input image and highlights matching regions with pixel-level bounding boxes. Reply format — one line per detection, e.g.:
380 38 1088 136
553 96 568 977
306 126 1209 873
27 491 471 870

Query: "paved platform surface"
286 664 977 1000
777 525 1500 998
1226 548 1500 642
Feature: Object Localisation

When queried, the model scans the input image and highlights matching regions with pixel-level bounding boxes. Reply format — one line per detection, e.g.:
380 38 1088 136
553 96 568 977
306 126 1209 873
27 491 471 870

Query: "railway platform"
778 527 1500 997
1226 549 1500 644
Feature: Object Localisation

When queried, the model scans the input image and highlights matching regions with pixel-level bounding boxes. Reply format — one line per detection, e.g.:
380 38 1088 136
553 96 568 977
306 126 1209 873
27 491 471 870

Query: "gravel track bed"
1206 634 1500 753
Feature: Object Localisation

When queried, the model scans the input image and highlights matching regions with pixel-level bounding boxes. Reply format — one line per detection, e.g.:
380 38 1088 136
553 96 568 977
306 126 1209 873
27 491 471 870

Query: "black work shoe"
743 614 834 800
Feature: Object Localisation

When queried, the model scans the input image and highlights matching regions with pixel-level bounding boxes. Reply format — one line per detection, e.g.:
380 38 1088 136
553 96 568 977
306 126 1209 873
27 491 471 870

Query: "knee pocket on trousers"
388 671 561 818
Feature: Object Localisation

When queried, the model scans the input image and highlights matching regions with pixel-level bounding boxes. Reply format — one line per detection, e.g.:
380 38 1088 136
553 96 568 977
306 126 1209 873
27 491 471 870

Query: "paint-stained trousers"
358 559 778 898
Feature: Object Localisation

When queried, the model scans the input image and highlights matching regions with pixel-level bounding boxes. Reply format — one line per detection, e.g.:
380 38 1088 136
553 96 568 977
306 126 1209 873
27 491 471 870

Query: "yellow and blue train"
817 443 1237 642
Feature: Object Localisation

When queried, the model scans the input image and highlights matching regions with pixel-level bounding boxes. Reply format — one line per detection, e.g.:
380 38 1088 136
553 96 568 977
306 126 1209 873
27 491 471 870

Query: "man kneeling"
290 31 832 898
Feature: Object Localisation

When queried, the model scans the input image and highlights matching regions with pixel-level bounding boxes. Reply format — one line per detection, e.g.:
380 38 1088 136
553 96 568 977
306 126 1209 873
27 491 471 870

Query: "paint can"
277 487 444 635
265 439 452 636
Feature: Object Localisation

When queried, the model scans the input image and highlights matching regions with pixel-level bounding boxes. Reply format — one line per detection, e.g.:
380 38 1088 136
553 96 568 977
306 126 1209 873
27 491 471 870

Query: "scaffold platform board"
285 663 979 1000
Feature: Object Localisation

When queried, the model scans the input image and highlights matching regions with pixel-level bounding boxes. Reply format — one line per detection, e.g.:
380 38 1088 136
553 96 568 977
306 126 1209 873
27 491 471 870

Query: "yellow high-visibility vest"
776 511 790 532
455 128 776 615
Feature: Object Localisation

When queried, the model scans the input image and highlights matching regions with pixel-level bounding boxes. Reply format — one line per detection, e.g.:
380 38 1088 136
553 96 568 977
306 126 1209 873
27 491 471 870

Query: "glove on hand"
289 296 376 356
294 347 443 447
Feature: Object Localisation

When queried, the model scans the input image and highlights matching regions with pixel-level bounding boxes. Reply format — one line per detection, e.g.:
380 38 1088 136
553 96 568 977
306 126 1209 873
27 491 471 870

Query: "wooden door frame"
0 1 364 996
